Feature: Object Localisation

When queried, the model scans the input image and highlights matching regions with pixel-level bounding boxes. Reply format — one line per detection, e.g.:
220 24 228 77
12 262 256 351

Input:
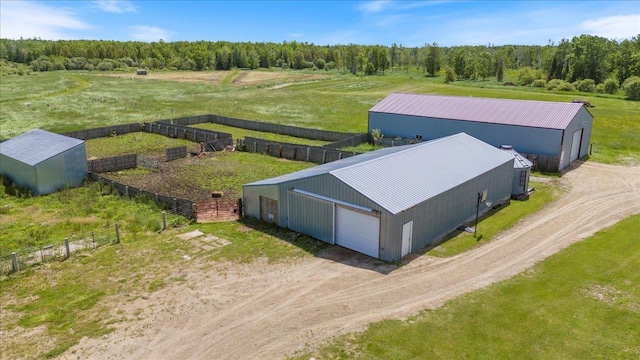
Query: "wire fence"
0 224 120 275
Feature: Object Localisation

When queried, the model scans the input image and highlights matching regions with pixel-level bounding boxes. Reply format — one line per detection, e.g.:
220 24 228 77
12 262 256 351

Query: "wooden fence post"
115 223 120 244
162 211 167 231
64 238 71 259
11 252 19 272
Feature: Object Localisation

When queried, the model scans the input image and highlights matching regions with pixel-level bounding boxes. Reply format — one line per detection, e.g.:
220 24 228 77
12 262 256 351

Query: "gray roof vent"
499 145 533 169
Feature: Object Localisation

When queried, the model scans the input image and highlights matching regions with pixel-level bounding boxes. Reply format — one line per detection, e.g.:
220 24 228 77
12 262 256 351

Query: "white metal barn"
368 93 593 171
0 129 88 195
243 133 514 261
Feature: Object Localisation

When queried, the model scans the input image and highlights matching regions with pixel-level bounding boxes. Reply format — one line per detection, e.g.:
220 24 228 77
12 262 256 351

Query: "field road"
64 161 640 360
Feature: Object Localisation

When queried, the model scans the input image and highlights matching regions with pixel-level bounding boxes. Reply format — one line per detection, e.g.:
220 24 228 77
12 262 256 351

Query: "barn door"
259 196 278 225
401 221 413 257
570 129 583 162
335 206 380 258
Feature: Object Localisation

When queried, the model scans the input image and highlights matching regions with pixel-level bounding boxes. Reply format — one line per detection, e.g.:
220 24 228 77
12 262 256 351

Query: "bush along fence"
0 224 121 275
239 137 359 164
88 173 196 220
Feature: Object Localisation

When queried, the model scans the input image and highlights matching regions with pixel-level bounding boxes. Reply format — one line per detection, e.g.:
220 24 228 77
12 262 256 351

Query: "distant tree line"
1 35 639 98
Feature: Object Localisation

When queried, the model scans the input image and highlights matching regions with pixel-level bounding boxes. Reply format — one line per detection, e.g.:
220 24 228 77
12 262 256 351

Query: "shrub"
622 76 640 90
517 67 537 85
546 79 564 90
556 81 576 91
602 78 619 94
314 58 325 70
624 78 640 100
573 79 596 93
531 79 546 88
444 67 456 83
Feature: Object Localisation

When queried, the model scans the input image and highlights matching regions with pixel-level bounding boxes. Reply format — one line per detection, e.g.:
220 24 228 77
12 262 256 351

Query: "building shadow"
237 217 399 275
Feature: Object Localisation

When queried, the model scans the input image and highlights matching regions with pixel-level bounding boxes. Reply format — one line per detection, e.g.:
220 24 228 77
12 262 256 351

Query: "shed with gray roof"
368 93 593 171
243 133 513 261
0 129 88 195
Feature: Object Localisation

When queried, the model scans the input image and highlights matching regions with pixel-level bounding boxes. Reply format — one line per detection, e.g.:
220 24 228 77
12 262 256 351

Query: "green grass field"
1 69 638 359
298 214 640 359
1 69 638 164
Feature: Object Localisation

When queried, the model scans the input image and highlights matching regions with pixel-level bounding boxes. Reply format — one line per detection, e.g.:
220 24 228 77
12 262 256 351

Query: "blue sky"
1 1 638 47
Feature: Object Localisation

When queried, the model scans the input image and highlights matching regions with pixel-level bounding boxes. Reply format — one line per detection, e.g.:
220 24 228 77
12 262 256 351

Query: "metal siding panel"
0 154 37 193
33 155 64 194
287 190 334 243
370 113 562 156
242 185 279 220
63 145 88 188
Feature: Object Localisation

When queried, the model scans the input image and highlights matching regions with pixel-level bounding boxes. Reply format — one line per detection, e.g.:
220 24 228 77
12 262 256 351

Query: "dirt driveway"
64 162 640 359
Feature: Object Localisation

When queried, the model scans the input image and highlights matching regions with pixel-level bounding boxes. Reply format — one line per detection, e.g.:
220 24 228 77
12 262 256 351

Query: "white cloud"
357 1 393 13
580 14 640 40
93 0 136 13
0 1 91 40
129 25 171 42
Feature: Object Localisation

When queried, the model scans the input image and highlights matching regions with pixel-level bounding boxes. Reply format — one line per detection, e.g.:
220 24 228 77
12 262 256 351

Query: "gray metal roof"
369 93 586 130
246 133 514 215
0 129 85 166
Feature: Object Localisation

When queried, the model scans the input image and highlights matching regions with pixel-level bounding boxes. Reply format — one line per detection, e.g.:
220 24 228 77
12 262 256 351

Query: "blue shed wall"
0 154 37 192
0 143 87 195
369 113 563 157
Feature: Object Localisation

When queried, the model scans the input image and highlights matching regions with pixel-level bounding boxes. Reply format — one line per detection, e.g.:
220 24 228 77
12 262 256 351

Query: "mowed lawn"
299 214 640 359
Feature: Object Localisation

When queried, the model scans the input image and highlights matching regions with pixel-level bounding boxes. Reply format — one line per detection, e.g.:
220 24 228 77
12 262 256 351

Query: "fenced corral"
0 225 120 275
240 137 358 164
166 146 187 161
63 123 143 140
144 122 233 146
211 115 358 142
87 154 137 173
158 114 358 142
88 173 196 219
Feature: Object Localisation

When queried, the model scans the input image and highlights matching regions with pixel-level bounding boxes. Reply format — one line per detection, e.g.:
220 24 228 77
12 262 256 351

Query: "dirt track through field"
64 162 640 359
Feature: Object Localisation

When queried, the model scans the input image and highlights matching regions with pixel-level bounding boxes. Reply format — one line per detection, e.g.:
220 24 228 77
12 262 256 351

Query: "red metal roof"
369 93 586 130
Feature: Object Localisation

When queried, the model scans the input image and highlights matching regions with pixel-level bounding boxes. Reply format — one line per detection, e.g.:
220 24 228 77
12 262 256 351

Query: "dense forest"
1 34 639 98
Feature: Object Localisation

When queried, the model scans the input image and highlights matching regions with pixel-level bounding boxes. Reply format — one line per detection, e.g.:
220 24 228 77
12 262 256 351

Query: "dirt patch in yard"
61 162 640 359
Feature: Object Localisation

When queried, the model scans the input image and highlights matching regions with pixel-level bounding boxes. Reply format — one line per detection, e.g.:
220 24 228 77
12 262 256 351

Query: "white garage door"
335 206 380 258
570 129 583 162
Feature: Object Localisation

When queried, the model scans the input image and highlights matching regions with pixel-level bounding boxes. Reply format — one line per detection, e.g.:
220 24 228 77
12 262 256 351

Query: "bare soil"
113 70 329 87
62 161 640 359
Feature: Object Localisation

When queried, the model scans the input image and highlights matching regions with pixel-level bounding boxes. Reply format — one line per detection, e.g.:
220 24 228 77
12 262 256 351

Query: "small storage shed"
0 129 88 195
368 93 593 171
499 145 533 197
243 133 514 261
